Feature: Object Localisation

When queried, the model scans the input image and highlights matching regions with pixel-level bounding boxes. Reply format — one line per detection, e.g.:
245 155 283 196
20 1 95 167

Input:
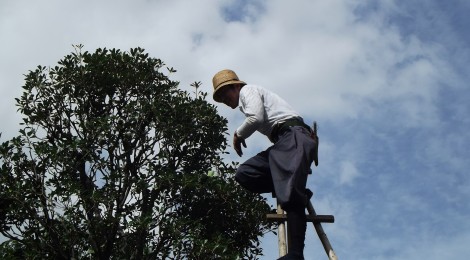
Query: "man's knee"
234 170 243 185
235 165 250 188
235 164 273 193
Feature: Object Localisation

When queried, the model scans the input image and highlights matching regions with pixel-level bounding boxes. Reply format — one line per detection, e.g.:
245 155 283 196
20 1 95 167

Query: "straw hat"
212 69 246 102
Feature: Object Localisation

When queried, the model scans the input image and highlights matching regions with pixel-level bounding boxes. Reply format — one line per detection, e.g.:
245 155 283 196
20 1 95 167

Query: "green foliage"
0 45 274 259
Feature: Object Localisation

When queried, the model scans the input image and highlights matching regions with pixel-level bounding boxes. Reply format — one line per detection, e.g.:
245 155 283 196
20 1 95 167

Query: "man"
212 69 318 260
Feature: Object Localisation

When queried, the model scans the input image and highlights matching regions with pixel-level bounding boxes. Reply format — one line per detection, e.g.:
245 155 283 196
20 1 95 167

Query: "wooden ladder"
266 189 338 259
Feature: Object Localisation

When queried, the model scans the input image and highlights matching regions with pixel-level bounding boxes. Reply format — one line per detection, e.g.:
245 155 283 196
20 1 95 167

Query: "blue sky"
1 0 469 259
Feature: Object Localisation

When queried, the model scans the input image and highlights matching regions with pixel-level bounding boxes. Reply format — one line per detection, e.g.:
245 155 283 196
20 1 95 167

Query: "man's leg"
237 149 307 259
279 207 307 260
235 150 274 194
270 127 316 259
269 126 315 210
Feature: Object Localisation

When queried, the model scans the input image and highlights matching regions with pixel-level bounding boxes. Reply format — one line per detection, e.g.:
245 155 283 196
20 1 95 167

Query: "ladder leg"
287 214 292 252
277 201 288 257
307 200 338 260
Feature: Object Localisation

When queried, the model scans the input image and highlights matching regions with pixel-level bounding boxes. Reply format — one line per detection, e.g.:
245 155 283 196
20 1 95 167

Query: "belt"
270 118 311 143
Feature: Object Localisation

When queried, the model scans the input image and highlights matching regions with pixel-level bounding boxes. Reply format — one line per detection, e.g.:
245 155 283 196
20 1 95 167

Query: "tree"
0 45 274 259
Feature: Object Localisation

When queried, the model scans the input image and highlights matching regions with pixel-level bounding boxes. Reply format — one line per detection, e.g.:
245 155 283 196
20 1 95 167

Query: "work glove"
233 132 247 157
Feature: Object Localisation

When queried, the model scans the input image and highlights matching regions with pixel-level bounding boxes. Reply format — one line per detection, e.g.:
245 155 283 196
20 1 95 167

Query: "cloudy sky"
1 0 469 259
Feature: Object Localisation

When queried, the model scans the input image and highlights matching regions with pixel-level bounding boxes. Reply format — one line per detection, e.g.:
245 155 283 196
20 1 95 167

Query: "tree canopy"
0 45 274 259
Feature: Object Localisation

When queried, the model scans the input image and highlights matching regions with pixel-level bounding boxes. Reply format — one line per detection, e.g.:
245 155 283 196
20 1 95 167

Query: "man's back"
237 84 300 139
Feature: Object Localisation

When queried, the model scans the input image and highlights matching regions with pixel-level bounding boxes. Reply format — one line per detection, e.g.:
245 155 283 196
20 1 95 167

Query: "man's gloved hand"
233 132 247 157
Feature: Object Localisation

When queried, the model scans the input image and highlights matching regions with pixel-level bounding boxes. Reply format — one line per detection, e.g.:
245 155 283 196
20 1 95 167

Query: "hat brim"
213 80 246 102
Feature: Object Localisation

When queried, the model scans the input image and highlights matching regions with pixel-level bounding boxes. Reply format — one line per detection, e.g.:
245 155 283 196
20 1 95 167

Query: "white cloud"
339 160 360 185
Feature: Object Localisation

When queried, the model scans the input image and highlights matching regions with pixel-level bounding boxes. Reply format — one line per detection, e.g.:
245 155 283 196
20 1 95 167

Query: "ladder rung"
266 214 334 223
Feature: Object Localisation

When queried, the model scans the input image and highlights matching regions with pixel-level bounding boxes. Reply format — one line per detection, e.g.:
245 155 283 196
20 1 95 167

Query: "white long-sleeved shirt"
236 84 300 139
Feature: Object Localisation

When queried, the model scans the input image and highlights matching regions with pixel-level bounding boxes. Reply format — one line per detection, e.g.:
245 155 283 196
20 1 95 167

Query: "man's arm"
236 87 264 139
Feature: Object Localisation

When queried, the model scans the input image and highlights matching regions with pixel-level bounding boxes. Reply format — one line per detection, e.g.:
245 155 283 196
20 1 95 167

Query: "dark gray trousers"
235 126 316 211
